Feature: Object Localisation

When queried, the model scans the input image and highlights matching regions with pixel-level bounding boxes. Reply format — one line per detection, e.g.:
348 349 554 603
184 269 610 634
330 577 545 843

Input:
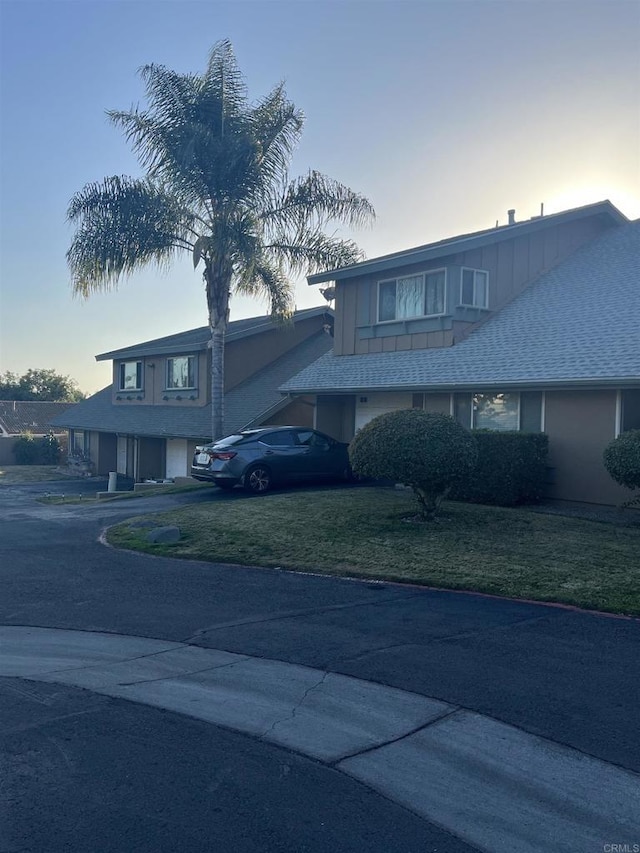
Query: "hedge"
12 432 62 465
450 430 549 506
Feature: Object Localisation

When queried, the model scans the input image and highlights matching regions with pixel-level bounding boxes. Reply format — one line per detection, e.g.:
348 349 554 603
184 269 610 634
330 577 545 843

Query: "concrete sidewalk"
3 625 638 853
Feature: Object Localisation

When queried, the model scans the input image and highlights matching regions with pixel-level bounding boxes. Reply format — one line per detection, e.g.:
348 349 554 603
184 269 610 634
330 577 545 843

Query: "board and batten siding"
333 215 610 356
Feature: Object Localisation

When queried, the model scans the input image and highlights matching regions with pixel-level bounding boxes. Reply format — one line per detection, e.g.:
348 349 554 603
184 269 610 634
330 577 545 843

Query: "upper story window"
460 268 489 308
119 361 142 391
166 356 196 390
378 269 446 322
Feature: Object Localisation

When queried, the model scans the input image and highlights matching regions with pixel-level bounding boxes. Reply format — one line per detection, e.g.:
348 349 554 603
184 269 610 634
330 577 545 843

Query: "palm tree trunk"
210 317 225 441
204 264 231 442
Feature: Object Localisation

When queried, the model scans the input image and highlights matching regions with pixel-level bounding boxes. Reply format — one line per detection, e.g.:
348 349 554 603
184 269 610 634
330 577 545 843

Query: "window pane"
73 430 85 454
168 356 194 388
397 275 424 319
379 281 397 321
475 271 488 307
454 393 472 428
260 431 295 447
461 269 474 305
120 361 141 390
425 271 445 315
622 389 640 431
474 393 519 430
295 430 315 446
520 391 542 432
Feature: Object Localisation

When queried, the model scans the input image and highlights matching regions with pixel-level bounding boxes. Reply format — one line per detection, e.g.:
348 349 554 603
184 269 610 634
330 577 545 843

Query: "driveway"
1 480 639 852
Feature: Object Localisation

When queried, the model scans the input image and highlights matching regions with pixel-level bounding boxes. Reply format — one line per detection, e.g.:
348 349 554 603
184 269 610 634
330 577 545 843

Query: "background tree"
67 39 374 440
603 430 640 506
0 369 85 401
349 410 477 520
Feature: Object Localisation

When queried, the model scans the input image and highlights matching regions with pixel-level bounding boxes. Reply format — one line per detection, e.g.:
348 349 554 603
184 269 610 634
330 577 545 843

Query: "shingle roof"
96 306 333 361
0 401 76 435
307 200 628 285
51 332 333 440
283 220 640 393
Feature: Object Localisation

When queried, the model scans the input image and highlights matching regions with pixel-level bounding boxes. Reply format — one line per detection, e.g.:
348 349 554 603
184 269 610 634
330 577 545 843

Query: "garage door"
354 392 414 432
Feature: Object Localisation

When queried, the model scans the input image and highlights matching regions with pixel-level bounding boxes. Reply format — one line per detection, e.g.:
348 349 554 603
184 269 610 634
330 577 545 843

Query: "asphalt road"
1 479 639 852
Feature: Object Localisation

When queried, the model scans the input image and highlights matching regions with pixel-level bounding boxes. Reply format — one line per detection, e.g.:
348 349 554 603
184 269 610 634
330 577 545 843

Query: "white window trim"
615 390 622 437
165 355 197 391
118 360 143 392
377 268 448 323
540 391 546 433
459 267 489 309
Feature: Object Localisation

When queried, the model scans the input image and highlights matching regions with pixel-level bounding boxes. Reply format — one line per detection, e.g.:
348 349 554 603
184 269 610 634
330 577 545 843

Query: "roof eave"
285 375 639 395
95 306 334 362
307 200 628 286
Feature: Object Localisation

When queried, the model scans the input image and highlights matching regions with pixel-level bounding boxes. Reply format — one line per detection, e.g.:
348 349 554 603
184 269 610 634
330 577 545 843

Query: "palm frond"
249 83 304 193
203 40 247 123
261 170 376 233
235 257 294 321
66 176 194 296
265 230 365 277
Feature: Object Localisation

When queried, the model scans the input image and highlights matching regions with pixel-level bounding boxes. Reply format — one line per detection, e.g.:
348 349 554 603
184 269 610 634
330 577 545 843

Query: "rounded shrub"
349 409 477 519
603 430 640 495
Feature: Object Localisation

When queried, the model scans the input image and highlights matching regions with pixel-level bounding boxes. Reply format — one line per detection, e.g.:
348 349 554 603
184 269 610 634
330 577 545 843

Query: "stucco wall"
541 390 630 505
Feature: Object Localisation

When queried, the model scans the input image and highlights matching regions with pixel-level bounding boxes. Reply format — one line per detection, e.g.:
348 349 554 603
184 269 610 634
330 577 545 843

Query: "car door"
256 430 304 483
293 429 338 479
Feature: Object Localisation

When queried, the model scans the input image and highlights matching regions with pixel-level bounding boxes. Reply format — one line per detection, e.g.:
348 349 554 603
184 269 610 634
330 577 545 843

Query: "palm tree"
67 40 374 441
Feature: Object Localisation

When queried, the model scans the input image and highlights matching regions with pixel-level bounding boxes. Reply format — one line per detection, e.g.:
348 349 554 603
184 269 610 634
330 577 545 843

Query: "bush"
39 432 61 464
603 430 640 501
349 409 477 519
12 431 62 465
450 431 549 506
13 433 40 465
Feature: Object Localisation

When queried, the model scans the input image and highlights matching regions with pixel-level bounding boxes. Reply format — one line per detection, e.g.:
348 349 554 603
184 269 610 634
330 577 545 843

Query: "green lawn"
0 465 68 485
107 486 640 616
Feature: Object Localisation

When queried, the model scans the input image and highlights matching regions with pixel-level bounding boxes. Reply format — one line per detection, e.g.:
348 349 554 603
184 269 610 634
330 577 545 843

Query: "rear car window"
215 434 247 447
259 431 295 447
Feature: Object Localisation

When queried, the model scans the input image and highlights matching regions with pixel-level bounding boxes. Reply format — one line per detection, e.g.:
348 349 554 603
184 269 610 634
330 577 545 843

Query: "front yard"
0 465 68 485
107 486 640 616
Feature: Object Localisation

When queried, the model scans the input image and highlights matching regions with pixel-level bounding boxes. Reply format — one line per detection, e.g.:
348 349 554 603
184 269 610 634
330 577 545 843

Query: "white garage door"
354 392 414 432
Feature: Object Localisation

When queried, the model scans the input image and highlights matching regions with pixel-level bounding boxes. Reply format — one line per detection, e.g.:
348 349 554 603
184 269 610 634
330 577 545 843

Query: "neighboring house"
51 307 333 480
0 401 74 465
282 201 640 505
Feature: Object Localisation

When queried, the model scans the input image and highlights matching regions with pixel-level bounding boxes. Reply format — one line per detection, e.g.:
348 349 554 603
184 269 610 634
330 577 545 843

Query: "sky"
0 0 638 395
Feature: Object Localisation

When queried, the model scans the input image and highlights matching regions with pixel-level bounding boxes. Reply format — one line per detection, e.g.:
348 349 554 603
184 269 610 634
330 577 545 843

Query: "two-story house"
52 306 333 481
282 201 640 505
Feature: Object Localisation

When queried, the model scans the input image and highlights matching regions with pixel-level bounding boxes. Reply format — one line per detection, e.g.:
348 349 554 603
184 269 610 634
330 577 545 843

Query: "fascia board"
307 202 628 286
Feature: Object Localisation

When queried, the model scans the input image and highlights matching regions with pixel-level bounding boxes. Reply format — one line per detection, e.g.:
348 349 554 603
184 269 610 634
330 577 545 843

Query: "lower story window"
453 391 543 432
474 393 519 430
71 430 89 455
621 389 640 432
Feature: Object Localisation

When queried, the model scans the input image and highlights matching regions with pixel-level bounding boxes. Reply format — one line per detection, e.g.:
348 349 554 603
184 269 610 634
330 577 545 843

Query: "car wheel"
243 465 272 494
